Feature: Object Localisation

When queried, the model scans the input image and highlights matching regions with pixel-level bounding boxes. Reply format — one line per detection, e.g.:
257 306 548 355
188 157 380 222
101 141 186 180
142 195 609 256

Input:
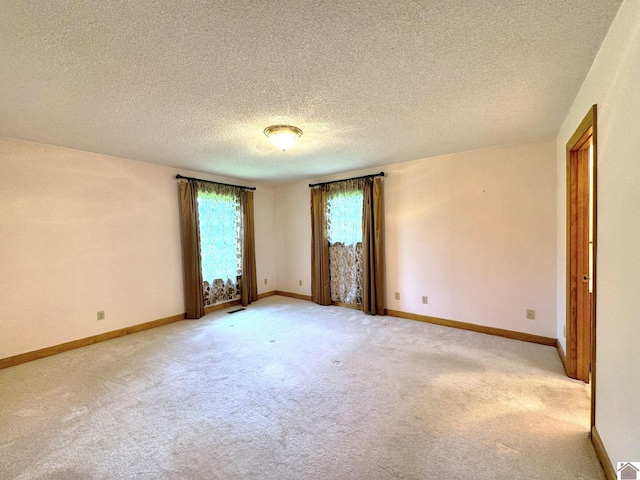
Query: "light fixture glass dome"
263 125 303 151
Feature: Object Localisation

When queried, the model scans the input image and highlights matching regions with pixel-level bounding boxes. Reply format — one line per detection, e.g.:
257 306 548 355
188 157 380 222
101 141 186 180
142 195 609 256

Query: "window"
310 175 385 314
197 188 242 305
327 190 363 245
327 181 364 305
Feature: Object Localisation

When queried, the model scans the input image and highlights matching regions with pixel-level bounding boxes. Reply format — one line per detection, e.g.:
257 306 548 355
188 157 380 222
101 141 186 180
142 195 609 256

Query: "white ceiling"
0 1 622 185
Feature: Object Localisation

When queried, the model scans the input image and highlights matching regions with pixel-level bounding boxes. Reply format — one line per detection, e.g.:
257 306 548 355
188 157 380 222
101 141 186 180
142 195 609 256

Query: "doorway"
566 105 597 425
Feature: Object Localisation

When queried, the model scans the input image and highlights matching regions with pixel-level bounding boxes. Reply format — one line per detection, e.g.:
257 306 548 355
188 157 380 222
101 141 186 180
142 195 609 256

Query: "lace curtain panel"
196 182 243 306
327 179 364 305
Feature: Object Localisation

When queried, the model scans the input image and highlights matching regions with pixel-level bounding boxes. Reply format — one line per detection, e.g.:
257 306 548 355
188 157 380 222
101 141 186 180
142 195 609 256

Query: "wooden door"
571 140 592 382
566 105 597 388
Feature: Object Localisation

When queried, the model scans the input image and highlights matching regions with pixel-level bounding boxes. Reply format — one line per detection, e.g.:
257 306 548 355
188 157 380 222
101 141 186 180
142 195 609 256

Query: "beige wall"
0 137 276 359
274 181 311 296
556 0 640 465
254 187 277 291
275 137 558 337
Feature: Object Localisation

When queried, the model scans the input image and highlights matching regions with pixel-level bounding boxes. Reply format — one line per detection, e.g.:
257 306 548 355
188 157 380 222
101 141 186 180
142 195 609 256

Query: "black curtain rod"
308 171 385 188
175 174 256 191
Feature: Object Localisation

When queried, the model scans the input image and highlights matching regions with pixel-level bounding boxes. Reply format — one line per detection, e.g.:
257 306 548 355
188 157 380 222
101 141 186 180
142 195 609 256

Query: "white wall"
556 0 640 465
276 137 558 338
0 137 276 359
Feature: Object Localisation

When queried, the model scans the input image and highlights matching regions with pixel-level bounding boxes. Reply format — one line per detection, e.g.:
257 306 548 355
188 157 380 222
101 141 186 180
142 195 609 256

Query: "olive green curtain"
179 180 257 316
241 190 258 306
311 187 331 305
178 181 205 319
362 177 386 315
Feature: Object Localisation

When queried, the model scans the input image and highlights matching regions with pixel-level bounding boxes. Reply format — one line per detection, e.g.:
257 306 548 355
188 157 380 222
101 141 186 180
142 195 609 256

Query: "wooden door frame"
565 104 597 428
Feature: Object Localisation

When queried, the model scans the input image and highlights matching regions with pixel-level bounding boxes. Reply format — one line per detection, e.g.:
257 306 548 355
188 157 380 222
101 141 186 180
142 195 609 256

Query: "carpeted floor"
0 296 604 479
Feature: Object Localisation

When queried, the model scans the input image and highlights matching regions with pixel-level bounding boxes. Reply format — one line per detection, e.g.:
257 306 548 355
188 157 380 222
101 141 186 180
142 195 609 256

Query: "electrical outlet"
97 311 105 321
421 296 428 304
394 292 400 300
264 278 267 285
299 280 302 286
526 309 535 320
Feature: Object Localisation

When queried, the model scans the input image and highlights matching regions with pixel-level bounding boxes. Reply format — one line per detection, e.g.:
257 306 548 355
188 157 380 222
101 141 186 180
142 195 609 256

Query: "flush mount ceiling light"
263 124 303 151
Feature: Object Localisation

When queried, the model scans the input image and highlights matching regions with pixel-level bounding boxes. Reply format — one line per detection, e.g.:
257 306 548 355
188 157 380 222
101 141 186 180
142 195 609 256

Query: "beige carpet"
0 296 604 479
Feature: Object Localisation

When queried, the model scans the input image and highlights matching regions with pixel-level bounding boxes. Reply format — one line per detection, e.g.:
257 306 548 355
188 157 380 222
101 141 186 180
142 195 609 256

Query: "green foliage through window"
197 190 242 283
327 190 363 245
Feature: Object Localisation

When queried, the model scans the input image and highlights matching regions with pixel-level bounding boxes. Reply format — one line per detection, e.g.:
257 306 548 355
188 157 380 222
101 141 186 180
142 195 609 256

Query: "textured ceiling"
0 1 622 184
